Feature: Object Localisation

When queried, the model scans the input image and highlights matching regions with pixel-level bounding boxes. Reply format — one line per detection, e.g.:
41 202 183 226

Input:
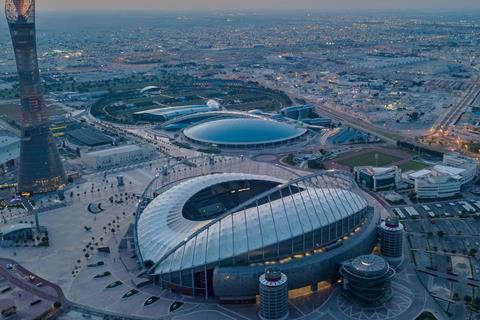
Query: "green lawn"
337 152 402 168
399 161 430 172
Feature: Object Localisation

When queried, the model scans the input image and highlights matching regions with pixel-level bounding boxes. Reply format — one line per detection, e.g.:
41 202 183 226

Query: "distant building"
140 86 161 95
378 217 404 268
340 255 395 306
133 99 221 122
280 104 314 119
0 223 33 247
404 153 477 199
50 117 82 137
81 145 154 169
0 134 20 172
443 153 478 182
259 268 289 320
302 117 332 127
354 166 400 191
66 128 113 148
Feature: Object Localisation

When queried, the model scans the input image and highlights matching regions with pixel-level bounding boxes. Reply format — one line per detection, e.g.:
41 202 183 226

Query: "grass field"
337 151 402 168
398 161 430 172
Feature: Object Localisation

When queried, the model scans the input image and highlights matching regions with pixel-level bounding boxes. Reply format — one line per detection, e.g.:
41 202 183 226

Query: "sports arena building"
183 118 308 149
135 171 380 302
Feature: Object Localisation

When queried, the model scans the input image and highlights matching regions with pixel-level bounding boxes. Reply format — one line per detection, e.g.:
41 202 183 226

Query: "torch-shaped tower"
5 0 66 194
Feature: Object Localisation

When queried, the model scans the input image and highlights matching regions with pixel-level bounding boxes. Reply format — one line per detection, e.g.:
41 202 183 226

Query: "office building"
354 166 400 191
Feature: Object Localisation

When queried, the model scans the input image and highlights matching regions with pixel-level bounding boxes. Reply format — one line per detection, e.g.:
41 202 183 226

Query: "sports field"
337 151 402 168
398 161 430 171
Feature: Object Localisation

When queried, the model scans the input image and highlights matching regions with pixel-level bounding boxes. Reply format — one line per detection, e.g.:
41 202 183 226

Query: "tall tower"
5 0 66 194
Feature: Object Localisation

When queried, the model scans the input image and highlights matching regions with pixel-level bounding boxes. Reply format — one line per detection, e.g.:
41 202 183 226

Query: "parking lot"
391 200 480 319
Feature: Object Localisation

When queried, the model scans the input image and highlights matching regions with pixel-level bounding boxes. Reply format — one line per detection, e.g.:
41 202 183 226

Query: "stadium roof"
183 118 307 146
136 173 368 275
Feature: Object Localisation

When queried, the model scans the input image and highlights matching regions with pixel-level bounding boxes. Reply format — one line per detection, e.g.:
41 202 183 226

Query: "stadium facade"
135 171 379 301
5 0 66 193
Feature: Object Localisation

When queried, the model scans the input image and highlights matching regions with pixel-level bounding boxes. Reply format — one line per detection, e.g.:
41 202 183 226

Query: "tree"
469 248 478 257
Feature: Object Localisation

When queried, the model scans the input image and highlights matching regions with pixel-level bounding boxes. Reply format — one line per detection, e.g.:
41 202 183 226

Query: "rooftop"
136 172 368 275
84 145 143 157
183 118 307 146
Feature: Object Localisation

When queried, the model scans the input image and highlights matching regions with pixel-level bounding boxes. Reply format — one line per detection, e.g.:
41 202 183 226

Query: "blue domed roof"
183 118 307 146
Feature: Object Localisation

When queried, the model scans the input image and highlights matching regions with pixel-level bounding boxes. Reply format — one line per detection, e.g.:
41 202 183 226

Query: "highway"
434 74 480 131
283 89 405 144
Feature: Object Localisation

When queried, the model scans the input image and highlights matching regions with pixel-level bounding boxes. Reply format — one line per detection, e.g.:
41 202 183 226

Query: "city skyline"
6 0 480 12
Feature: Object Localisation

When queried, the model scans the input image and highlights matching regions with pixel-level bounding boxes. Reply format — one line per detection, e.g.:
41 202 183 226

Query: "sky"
30 0 480 12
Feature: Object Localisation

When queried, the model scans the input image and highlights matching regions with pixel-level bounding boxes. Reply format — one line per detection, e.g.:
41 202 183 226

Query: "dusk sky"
27 0 480 11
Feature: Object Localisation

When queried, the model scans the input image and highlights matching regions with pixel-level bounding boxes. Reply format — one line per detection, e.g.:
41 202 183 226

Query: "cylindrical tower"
340 254 395 306
259 267 289 320
5 0 66 194
379 216 404 267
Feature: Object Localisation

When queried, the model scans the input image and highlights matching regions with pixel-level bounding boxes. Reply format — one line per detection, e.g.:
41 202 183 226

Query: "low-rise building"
0 223 33 247
0 134 20 172
354 166 400 191
404 153 477 199
280 104 314 119
81 145 154 169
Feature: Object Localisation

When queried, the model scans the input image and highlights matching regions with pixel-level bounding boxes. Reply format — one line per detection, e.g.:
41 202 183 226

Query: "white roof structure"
136 173 368 275
433 165 465 179
140 86 160 94
408 169 431 179
134 100 221 122
84 145 142 157
1 223 32 236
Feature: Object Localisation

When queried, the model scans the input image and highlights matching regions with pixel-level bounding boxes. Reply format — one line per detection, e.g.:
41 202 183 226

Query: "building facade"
259 268 289 320
81 145 154 169
413 153 477 199
378 217 404 267
354 166 400 192
340 255 395 306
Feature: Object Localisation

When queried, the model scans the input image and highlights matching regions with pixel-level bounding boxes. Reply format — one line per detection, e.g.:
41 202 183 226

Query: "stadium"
135 170 380 302
183 117 308 149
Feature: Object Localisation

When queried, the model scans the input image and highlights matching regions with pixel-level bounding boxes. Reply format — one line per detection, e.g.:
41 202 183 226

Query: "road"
0 258 65 303
313 103 402 144
434 74 480 131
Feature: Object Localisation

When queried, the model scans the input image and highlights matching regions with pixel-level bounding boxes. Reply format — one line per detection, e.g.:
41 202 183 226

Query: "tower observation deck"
5 0 66 193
